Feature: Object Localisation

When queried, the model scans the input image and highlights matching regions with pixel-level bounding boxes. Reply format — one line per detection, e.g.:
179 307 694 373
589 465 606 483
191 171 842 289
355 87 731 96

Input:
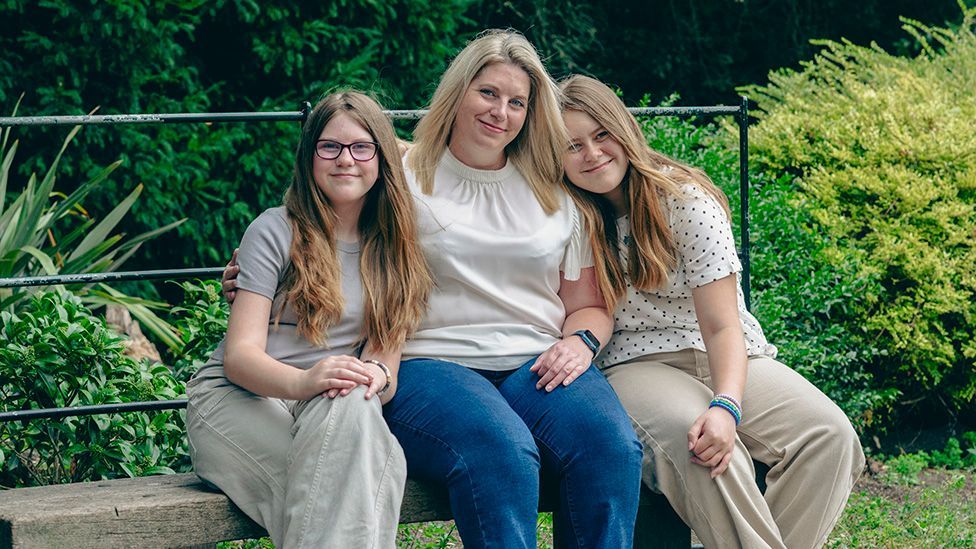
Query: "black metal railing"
0 99 750 423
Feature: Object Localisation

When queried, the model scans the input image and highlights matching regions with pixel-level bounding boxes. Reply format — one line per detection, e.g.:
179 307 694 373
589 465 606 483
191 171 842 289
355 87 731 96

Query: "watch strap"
570 329 600 356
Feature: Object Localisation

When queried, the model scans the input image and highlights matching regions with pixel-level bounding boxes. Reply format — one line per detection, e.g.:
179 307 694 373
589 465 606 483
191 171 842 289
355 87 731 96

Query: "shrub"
168 279 229 383
0 108 184 349
0 290 188 487
882 452 930 485
741 5 976 426
929 432 976 469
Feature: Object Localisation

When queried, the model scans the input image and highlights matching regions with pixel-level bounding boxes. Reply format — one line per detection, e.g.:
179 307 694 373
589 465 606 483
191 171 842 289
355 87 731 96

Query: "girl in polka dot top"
558 75 864 549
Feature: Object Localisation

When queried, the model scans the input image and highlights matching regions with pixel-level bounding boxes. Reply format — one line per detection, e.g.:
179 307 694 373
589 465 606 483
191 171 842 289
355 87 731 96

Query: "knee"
569 410 643 474
298 388 386 436
451 421 540 485
809 405 865 474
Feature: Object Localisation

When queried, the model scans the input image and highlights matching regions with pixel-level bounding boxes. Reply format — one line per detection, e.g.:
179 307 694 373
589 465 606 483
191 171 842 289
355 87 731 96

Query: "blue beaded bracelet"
713 393 742 412
709 398 742 425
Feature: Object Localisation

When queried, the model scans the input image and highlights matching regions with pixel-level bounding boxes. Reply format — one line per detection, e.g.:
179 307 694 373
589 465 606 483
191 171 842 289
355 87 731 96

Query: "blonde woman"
558 74 865 549
188 92 431 548
382 31 642 548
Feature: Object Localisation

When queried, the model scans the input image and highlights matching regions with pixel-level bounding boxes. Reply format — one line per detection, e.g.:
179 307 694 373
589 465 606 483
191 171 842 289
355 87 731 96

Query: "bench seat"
0 473 689 548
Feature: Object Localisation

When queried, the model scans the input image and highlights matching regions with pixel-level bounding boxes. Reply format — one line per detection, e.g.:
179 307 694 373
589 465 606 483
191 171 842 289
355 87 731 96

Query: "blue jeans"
383 357 643 549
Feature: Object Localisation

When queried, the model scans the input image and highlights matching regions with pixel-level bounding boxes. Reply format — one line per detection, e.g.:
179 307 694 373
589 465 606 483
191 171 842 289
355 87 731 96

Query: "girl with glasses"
558 74 865 549
187 91 431 548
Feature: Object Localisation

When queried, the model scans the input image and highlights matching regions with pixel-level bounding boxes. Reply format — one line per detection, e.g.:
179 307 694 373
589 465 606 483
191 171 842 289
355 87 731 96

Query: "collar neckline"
441 148 518 184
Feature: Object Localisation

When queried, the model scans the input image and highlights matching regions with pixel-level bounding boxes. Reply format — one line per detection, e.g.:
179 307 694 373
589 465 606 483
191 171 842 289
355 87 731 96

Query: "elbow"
222 346 246 386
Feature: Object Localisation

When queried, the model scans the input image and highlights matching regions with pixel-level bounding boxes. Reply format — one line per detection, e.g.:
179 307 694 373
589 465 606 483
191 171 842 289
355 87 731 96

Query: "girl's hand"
687 407 738 478
530 337 593 392
361 361 391 401
221 248 240 303
294 355 372 401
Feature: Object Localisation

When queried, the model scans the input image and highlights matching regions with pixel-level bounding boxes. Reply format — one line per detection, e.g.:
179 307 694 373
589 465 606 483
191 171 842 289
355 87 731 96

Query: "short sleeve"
669 186 740 288
560 203 595 281
236 207 292 300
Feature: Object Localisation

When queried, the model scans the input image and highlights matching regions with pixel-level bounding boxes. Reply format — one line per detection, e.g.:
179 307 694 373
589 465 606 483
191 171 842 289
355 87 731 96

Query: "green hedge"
742 6 976 428
0 0 476 274
0 291 188 486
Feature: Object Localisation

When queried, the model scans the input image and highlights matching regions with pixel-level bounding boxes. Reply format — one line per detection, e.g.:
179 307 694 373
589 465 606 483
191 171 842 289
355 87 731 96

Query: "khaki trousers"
604 349 864 549
186 368 406 548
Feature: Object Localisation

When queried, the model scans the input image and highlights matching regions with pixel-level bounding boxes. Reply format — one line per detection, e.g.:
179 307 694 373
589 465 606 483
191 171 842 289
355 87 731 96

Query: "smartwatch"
570 329 601 357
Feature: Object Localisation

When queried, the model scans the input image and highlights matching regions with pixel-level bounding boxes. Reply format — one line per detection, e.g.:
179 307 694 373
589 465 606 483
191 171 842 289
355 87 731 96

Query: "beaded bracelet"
713 393 742 412
363 359 392 396
709 395 742 425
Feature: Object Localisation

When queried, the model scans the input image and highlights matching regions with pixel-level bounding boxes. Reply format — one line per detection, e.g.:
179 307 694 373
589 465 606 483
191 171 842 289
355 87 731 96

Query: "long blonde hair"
408 29 568 214
559 75 731 304
281 91 432 352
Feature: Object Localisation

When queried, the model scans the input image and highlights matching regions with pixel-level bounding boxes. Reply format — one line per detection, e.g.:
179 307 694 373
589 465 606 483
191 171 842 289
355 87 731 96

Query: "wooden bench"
0 472 689 548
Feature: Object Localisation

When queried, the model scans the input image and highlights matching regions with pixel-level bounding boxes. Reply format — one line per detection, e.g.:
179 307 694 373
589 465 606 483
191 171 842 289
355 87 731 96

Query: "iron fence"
0 99 750 422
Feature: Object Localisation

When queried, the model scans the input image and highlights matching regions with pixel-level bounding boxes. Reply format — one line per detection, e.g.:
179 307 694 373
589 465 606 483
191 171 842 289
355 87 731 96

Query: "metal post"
739 96 751 311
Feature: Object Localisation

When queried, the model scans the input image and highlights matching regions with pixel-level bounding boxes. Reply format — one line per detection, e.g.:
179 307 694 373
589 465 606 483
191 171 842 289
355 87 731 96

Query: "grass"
827 466 976 548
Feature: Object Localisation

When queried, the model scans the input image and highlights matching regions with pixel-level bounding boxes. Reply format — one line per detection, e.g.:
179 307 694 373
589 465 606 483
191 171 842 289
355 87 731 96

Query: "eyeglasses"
315 139 379 161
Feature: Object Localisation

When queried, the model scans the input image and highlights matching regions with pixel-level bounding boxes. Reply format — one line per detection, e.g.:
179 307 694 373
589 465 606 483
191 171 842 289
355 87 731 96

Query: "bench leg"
634 485 690 549
549 485 691 548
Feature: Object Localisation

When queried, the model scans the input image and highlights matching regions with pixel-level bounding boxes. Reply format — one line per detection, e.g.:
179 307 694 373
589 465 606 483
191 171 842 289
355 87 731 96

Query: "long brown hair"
408 29 568 214
282 91 431 351
559 75 731 304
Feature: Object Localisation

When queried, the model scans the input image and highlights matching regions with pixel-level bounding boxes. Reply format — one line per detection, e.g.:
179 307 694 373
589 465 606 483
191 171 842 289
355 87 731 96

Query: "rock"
105 305 162 364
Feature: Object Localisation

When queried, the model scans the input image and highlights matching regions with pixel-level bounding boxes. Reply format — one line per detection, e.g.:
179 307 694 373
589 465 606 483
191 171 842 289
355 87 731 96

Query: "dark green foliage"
168 279 229 383
635 93 741 215
929 433 976 469
0 290 188 487
745 172 899 430
0 0 476 279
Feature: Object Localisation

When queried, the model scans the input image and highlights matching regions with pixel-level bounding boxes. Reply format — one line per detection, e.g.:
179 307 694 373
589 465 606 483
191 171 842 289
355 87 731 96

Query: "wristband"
713 393 742 412
363 359 392 396
569 329 601 357
709 396 742 425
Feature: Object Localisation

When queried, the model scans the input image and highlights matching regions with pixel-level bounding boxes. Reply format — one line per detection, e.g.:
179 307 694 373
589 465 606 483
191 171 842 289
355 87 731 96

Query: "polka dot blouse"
598 184 777 369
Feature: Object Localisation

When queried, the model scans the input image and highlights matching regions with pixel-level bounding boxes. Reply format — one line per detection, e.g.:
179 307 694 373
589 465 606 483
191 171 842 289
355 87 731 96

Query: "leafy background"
1 0 975 489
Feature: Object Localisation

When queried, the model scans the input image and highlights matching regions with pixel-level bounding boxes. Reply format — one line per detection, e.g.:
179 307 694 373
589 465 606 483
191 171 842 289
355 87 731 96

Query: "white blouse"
401 149 593 371
599 184 776 369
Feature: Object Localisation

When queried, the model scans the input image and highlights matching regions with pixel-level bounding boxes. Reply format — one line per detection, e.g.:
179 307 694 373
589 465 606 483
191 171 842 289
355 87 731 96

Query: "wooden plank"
0 474 690 548
0 474 263 548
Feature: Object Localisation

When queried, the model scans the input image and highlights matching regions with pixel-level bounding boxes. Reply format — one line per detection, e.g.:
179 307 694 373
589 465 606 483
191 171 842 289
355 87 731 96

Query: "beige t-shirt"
401 150 593 371
196 207 364 377
599 185 776 369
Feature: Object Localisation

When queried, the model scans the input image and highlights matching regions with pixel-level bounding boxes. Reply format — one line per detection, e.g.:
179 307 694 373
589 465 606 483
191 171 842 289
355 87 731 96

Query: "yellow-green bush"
744 3 976 423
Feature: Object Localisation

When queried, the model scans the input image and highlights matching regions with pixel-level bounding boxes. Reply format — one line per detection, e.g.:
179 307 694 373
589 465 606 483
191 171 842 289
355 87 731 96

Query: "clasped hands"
293 355 389 401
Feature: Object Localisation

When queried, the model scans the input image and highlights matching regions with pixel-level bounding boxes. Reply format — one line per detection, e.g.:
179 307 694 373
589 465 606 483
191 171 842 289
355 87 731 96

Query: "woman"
381 31 642 548
187 92 431 548
558 74 865 549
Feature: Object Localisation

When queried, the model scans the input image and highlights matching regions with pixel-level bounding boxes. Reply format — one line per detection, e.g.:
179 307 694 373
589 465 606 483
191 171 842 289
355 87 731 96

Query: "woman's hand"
687 407 738 478
530 336 593 392
222 248 240 303
293 355 373 401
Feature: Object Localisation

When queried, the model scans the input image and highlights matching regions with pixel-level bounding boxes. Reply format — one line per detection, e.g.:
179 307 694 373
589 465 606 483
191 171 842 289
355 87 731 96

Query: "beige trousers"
604 349 864 549
186 367 407 548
